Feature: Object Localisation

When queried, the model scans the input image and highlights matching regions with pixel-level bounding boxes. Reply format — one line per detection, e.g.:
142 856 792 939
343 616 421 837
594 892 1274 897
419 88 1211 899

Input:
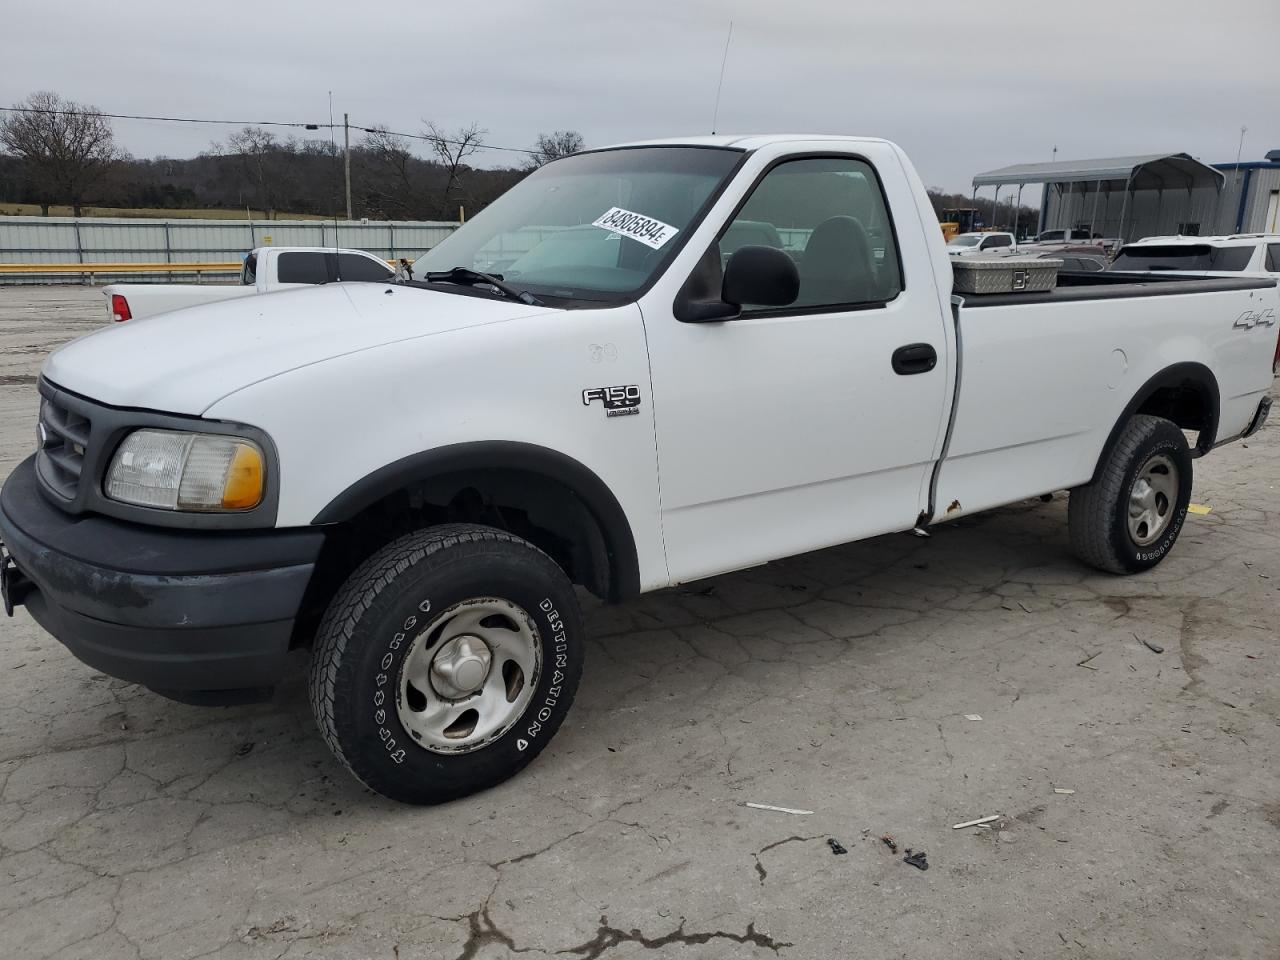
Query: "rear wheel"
308 524 583 804
1068 415 1192 574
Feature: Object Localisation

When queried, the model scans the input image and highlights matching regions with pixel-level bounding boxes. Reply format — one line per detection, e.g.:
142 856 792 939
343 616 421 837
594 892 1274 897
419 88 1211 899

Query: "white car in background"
946 231 1017 257
1109 234 1280 277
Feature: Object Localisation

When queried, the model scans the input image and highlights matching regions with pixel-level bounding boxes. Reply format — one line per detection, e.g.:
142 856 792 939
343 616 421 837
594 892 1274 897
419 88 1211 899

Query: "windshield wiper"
422 267 543 306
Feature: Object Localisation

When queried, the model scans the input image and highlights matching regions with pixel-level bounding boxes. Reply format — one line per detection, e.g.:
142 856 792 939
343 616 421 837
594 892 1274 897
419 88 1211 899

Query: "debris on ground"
744 802 814 816
880 834 898 854
903 849 929 870
1076 651 1102 670
952 815 1000 829
827 838 847 855
1187 503 1212 515
1053 788 1076 795
1136 633 1164 654
235 742 255 757
964 714 983 721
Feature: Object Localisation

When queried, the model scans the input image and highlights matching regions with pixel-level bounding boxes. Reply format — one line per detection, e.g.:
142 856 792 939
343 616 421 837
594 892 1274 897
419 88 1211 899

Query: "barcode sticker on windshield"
592 207 679 250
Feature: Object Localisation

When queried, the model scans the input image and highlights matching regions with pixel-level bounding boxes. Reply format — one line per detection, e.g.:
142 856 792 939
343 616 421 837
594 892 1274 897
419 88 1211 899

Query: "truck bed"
960 271 1276 308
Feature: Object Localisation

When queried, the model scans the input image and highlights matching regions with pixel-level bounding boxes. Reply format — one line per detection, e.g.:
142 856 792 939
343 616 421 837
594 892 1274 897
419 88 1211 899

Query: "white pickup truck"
2 135 1275 805
103 246 394 321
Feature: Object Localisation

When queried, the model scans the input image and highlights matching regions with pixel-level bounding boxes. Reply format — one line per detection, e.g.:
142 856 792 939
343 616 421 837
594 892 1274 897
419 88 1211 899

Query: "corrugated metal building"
972 154 1227 241
0 217 459 265
1213 150 1280 234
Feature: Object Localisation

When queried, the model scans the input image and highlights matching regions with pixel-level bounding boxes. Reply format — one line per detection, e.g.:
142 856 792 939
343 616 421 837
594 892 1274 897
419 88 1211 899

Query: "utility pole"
343 113 352 221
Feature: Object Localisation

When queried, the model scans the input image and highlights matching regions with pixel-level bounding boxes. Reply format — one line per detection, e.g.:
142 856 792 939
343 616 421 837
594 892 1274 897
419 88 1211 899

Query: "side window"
337 253 394 282
277 252 333 284
1265 244 1280 273
240 253 257 286
719 156 902 311
986 235 1012 249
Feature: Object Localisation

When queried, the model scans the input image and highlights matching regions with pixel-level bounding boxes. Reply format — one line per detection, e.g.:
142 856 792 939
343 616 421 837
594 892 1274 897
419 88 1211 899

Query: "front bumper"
0 455 324 700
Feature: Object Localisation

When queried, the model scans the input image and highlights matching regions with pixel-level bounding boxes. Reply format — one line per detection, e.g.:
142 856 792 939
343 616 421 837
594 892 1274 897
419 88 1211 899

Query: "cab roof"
600 134 892 152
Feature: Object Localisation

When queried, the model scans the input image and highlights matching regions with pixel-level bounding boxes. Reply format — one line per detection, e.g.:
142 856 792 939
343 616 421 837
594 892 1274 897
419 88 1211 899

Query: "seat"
798 215 874 306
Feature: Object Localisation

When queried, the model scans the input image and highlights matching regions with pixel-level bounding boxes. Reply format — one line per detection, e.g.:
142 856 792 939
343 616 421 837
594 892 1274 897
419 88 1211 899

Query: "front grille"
36 395 92 500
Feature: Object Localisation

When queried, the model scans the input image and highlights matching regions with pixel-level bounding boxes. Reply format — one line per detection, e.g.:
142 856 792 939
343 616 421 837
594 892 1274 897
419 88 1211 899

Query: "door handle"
892 343 938 375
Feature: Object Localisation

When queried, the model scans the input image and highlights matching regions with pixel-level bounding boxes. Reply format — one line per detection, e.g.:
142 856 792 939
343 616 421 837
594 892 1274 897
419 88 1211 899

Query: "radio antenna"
328 91 341 278
710 20 734 135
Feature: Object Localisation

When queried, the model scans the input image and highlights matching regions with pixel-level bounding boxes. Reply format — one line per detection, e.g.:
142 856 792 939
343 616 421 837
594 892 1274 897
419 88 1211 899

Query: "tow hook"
1 547 30 616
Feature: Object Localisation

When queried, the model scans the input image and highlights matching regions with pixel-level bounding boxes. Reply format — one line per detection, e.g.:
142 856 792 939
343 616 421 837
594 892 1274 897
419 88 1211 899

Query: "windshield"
1109 244 1254 272
412 147 742 304
948 236 982 248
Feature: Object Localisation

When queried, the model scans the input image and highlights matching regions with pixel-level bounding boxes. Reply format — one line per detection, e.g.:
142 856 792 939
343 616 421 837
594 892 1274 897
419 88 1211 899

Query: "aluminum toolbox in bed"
952 256 1062 295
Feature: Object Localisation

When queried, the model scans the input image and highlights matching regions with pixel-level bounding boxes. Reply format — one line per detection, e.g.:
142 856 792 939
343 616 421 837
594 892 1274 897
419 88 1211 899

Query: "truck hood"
43 283 555 415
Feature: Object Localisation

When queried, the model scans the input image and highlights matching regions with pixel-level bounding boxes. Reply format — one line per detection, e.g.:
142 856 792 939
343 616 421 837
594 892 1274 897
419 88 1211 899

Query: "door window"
337 253 394 281
277 252 332 284
719 156 902 311
1265 244 1280 273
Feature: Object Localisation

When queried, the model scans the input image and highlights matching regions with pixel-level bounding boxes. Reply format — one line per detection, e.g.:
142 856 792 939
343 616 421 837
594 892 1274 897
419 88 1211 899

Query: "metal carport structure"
971 154 1226 242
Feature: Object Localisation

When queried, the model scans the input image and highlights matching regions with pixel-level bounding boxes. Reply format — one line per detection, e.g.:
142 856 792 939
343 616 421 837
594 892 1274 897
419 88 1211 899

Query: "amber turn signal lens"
221 443 264 509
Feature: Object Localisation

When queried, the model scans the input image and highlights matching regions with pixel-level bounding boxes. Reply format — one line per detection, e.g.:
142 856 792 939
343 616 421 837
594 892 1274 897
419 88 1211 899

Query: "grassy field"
0 203 330 220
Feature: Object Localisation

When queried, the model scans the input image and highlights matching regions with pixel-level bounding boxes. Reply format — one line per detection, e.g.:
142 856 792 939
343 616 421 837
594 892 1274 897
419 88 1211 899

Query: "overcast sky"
4 0 1277 194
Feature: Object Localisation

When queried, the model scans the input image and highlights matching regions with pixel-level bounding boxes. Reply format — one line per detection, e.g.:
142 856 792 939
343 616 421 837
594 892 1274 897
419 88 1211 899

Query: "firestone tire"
1068 415 1193 574
307 524 583 805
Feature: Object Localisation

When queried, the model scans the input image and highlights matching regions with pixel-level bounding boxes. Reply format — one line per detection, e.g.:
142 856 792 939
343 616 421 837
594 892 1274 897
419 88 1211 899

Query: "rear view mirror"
722 246 799 309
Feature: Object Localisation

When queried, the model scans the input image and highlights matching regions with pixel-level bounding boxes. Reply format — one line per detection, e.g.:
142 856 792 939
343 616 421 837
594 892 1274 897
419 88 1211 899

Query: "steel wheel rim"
396 597 541 755
1127 453 1179 547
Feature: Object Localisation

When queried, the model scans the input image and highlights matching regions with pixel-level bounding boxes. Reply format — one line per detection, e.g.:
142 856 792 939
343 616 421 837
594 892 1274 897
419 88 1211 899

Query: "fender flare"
311 441 641 601
1089 362 1220 484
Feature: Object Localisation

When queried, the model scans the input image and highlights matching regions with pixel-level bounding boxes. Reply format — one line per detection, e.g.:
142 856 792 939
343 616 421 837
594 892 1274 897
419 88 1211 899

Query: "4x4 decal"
1234 308 1276 329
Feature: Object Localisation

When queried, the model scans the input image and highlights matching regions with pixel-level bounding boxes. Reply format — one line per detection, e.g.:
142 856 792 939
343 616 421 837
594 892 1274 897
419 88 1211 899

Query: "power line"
0 104 541 155
348 123 537 156
0 104 329 131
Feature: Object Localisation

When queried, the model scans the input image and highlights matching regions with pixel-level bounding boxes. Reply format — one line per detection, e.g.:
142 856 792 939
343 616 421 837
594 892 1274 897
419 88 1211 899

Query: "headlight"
105 429 265 511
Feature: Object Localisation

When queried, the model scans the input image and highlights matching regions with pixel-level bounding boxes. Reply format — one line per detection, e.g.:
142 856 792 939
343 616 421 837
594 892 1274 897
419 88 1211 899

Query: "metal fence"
0 216 461 283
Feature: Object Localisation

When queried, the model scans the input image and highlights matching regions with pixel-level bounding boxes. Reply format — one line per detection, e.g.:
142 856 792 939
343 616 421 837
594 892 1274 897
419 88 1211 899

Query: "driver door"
644 152 952 583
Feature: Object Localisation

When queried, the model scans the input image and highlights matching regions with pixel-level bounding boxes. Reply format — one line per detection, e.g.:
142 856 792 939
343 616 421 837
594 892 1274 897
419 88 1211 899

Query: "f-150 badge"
582 385 641 418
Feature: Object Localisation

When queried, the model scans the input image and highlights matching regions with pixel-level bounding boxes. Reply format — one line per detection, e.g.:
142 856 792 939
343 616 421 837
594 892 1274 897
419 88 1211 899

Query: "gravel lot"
1 286 1277 960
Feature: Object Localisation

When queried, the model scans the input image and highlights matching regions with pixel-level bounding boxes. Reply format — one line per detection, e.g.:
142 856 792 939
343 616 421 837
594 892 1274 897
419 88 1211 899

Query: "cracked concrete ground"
1 286 1278 959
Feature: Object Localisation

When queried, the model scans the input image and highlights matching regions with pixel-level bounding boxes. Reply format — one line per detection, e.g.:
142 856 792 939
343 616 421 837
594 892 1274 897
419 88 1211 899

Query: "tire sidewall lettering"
1119 434 1190 567
367 590 578 767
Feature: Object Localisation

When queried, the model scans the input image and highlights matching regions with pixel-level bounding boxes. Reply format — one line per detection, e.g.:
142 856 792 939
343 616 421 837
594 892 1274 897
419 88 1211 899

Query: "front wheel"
308 524 583 804
1068 414 1193 574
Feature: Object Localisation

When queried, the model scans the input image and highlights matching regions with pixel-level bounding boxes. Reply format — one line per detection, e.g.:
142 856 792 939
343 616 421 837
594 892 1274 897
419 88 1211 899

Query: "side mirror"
674 244 799 323
723 245 799 309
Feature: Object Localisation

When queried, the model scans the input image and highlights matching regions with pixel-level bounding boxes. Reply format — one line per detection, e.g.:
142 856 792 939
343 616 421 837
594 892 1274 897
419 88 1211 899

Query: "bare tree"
0 91 122 215
359 126 421 218
216 127 298 218
525 130 585 170
423 122 487 217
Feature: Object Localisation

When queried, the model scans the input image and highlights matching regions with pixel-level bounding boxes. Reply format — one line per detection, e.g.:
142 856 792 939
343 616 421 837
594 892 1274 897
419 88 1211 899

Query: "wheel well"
294 459 637 648
1134 381 1214 441
1091 363 1220 484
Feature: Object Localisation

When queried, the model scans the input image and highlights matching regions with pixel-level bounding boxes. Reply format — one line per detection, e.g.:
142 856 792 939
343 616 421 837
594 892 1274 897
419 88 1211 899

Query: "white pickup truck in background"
2 134 1276 806
103 246 394 321
946 231 1017 256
